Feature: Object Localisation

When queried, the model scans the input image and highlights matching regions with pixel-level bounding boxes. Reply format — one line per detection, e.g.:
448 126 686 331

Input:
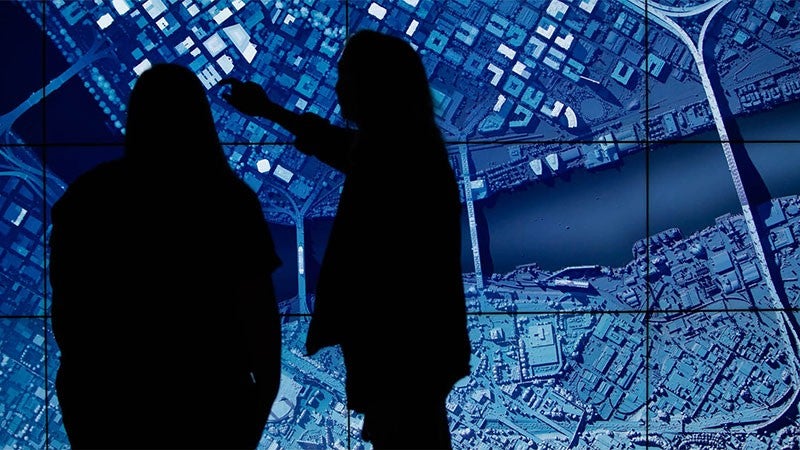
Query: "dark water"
476 101 800 274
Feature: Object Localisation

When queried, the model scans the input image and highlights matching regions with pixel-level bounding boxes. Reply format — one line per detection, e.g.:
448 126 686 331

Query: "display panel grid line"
4 0 799 447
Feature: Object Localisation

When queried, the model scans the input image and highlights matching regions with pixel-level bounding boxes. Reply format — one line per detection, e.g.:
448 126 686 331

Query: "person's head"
336 30 436 130
124 63 227 172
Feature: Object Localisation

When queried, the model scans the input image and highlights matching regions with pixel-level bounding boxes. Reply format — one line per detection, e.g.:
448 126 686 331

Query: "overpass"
0 39 110 139
618 0 800 431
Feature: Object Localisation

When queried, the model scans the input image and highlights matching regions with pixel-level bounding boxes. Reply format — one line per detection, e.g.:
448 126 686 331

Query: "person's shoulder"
217 173 262 209
71 159 127 190
223 173 255 196
54 159 127 210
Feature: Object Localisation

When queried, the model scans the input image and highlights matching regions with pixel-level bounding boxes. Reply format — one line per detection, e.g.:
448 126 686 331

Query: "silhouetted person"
49 63 281 449
221 30 471 449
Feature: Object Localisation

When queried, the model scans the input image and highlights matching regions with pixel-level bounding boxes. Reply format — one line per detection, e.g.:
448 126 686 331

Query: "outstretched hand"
219 78 274 117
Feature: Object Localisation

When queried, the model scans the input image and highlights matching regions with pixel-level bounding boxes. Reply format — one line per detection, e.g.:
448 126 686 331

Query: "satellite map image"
2 0 800 448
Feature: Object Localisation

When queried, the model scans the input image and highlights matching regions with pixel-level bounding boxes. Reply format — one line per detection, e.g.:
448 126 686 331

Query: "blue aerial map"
2 0 800 448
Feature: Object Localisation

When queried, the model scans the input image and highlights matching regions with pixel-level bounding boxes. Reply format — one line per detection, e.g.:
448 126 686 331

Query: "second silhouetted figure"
222 30 472 449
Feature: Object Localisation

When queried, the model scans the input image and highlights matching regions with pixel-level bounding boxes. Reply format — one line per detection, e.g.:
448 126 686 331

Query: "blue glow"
2 0 800 448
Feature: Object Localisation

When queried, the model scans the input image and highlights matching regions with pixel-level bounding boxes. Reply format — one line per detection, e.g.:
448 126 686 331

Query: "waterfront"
475 101 800 274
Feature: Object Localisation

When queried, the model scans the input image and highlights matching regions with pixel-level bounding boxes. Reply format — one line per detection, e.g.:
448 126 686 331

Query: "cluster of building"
3 0 800 448
22 0 800 205
0 153 46 317
456 195 800 448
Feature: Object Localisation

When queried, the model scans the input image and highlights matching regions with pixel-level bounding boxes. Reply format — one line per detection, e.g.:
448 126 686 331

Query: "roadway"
617 0 800 433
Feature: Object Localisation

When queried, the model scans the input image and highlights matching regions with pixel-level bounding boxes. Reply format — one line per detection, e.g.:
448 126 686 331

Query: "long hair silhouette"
336 30 440 136
124 63 229 173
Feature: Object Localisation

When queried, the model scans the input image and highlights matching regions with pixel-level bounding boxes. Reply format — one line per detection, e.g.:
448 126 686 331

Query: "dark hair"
124 63 229 173
338 30 437 130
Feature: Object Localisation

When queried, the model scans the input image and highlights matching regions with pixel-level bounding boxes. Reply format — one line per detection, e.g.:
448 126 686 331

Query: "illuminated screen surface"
2 0 800 448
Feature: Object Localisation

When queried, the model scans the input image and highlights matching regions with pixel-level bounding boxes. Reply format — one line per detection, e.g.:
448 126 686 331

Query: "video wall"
2 0 800 448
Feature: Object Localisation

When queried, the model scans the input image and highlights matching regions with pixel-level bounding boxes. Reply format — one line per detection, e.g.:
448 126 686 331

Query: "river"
472 101 800 274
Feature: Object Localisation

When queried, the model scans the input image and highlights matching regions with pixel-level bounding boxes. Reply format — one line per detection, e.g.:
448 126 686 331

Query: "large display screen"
2 0 800 448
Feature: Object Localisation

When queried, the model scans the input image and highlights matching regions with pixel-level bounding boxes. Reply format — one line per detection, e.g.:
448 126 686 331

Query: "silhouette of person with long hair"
221 30 471 449
49 63 282 449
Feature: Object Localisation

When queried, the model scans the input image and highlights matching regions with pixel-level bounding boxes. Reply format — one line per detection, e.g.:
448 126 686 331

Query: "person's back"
50 64 281 449
313 114 469 450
